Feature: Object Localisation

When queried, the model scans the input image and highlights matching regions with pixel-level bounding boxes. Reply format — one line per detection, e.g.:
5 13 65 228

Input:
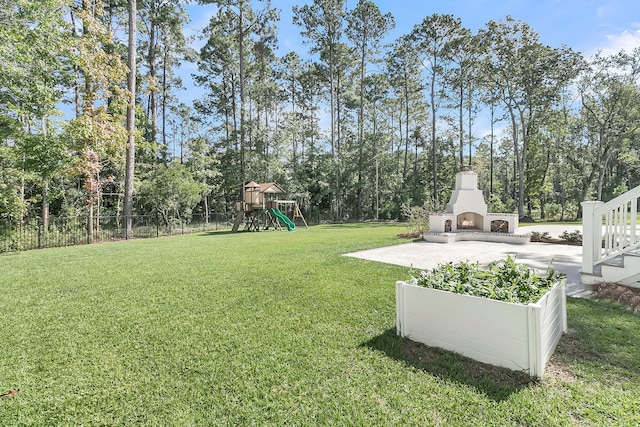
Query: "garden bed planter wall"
395 280 567 378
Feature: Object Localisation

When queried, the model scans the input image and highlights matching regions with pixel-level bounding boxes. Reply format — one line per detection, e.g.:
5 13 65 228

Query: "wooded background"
2 0 640 234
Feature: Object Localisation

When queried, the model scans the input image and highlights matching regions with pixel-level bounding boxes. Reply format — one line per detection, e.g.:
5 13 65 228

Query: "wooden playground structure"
231 181 308 232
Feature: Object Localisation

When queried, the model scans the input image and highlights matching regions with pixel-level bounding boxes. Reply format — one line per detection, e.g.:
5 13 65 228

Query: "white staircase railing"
582 185 640 275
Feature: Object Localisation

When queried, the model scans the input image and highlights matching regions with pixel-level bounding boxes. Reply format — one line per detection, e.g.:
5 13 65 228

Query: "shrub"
530 231 551 242
402 204 430 232
543 202 562 221
560 229 582 242
412 256 565 304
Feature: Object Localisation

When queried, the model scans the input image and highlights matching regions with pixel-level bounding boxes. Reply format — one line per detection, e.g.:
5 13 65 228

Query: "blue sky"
283 0 638 55
178 0 640 140
186 0 640 58
183 0 640 97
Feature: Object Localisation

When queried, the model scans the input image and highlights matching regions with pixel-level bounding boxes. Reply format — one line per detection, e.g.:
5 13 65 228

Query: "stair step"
602 256 624 268
619 274 640 286
587 246 640 284
601 252 640 283
580 271 603 285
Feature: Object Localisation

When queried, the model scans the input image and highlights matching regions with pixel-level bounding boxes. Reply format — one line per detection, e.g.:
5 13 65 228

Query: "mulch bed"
593 282 640 314
536 237 582 246
396 231 423 239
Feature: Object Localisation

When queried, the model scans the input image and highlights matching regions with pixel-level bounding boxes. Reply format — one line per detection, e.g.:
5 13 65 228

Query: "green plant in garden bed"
559 229 582 242
413 256 565 304
529 231 551 242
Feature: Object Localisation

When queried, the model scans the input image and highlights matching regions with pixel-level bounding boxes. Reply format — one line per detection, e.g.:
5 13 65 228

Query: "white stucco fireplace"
424 168 530 244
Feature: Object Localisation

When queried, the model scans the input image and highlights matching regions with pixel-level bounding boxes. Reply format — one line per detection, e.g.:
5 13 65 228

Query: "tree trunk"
162 45 168 153
148 3 157 143
334 67 343 221
430 68 438 203
69 9 80 118
356 44 366 220
124 0 137 238
87 203 93 243
41 120 49 231
291 76 297 167
538 149 551 219
42 179 49 232
458 75 464 168
329 45 336 157
467 89 473 165
403 83 409 181
238 7 246 192
489 103 495 194
508 107 524 217
20 154 25 224
204 192 209 225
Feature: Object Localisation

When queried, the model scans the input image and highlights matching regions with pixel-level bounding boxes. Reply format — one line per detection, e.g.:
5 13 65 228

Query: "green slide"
269 208 296 231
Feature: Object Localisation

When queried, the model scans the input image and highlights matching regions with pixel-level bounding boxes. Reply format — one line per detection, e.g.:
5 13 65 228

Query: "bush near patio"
1 223 639 425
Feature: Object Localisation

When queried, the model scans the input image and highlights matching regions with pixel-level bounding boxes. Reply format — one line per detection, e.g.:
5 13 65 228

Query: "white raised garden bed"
395 278 567 378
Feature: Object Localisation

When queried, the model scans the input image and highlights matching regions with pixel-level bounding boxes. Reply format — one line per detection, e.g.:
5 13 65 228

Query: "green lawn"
1 223 639 426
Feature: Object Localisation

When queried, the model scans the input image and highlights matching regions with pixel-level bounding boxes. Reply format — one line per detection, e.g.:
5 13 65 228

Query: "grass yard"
1 223 639 425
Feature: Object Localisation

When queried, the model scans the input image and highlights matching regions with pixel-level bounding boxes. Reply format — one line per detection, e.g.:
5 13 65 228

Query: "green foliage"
613 184 629 197
530 230 551 242
136 162 207 220
0 0 70 120
544 202 562 220
401 204 429 232
487 193 514 213
413 256 565 304
19 132 69 179
560 229 582 242
401 196 440 232
0 145 24 220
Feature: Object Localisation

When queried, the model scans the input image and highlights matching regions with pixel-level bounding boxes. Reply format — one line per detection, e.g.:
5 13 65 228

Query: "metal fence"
0 209 382 253
0 213 235 253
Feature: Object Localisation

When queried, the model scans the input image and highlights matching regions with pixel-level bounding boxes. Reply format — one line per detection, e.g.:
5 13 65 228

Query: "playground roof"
257 182 284 194
244 181 261 189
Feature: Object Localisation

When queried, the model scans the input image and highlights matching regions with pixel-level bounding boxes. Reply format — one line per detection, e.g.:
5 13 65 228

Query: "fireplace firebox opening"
457 212 483 230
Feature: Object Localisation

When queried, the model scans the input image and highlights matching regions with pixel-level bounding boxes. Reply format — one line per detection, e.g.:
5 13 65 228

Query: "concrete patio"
344 224 592 298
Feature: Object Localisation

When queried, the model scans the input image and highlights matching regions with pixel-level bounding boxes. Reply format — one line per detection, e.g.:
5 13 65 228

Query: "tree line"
2 0 640 235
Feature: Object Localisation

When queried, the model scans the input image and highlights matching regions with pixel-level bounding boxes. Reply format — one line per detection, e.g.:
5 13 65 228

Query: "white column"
631 199 637 246
581 201 604 275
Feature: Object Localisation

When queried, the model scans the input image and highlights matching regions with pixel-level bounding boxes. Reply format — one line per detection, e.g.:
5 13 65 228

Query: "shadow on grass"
197 230 238 236
196 222 401 235
319 222 402 229
364 301 640 401
362 328 536 402
0 251 22 257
